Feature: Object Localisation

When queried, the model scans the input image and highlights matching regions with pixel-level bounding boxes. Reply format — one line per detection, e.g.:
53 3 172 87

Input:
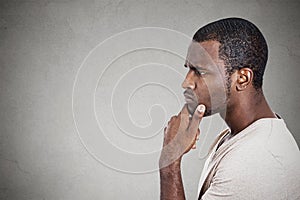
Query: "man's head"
182 17 268 116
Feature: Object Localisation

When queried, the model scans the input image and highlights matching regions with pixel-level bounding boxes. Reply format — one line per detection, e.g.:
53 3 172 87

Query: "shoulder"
220 118 300 175
221 118 299 166
211 118 300 199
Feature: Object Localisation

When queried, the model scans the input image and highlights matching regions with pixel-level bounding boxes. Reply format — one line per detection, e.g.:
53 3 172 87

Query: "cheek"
194 79 211 102
210 80 227 104
198 76 227 103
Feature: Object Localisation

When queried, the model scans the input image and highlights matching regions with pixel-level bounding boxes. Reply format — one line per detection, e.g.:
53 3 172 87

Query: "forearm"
159 104 205 199
159 160 186 200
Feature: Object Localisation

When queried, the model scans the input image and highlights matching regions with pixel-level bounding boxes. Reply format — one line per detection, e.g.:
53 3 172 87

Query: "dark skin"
159 40 276 200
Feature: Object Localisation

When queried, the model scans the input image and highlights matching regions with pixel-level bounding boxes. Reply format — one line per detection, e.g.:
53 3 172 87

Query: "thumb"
188 104 205 134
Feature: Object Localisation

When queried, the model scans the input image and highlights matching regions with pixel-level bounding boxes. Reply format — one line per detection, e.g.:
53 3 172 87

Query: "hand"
159 104 205 168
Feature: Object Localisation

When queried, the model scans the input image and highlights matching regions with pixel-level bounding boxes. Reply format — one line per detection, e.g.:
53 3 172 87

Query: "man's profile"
159 17 300 200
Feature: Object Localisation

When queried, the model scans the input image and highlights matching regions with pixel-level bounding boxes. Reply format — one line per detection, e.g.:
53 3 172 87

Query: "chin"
187 103 197 115
187 103 212 117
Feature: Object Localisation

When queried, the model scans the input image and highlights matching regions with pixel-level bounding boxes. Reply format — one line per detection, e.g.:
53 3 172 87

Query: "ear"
236 68 253 91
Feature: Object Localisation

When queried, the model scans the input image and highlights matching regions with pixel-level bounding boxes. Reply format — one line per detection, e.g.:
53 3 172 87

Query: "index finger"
188 104 205 134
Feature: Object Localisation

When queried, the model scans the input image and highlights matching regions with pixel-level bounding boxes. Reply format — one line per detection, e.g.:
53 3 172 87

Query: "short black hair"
193 17 268 90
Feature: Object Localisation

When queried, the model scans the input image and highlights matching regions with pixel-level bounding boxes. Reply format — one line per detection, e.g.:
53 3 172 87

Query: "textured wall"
0 0 299 199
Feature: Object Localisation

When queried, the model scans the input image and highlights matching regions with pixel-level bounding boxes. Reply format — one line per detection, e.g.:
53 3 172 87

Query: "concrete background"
0 0 299 199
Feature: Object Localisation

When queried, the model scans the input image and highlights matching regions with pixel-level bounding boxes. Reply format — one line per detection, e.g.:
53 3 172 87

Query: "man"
159 18 300 199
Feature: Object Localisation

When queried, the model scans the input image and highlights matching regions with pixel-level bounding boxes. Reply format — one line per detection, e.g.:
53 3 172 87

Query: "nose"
181 70 195 90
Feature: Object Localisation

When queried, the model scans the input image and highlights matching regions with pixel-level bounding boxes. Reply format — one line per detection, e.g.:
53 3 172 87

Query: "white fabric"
197 118 300 200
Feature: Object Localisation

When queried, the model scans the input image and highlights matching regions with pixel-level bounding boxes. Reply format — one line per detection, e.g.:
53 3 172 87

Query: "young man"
159 18 300 200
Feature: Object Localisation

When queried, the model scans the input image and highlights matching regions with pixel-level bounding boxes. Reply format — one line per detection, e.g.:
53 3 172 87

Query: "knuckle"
170 116 177 121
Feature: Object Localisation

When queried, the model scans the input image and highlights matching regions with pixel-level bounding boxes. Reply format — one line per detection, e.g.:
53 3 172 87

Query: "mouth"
183 90 199 115
183 90 197 104
184 96 195 104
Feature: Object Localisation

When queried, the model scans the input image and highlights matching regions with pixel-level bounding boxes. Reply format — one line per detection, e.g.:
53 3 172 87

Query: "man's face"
182 41 229 116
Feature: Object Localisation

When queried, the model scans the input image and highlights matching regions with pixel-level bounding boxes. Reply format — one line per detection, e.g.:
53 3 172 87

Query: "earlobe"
236 68 253 91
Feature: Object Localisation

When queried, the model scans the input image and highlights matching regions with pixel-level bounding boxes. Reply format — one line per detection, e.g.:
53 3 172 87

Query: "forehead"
186 40 221 68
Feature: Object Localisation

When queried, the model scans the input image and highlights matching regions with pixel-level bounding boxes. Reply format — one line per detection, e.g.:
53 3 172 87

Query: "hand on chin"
187 103 198 115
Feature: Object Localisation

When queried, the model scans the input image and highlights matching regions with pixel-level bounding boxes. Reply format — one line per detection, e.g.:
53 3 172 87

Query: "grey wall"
1 0 299 199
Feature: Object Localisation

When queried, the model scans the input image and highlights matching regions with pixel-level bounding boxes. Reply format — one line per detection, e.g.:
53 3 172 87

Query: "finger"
188 104 205 134
178 104 190 128
178 104 189 116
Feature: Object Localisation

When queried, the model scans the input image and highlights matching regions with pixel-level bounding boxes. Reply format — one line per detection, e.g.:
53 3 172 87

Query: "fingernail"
197 104 205 113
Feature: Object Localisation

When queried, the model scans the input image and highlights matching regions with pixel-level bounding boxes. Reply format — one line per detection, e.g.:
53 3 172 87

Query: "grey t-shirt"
197 118 300 200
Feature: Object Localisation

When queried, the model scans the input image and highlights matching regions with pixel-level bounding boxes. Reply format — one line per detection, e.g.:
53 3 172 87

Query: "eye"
197 71 207 76
190 67 206 76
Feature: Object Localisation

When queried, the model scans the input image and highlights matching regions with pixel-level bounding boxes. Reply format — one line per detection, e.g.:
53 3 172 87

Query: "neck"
221 89 276 135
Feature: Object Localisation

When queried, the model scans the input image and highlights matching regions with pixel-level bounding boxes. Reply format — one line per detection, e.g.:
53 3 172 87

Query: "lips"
184 96 195 103
184 91 198 115
183 90 197 103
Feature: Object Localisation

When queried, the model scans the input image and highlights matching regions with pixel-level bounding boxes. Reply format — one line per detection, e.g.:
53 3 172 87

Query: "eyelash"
190 67 206 76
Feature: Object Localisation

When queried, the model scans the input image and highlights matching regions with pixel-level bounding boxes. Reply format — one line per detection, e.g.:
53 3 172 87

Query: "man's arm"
159 104 205 200
160 160 185 200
